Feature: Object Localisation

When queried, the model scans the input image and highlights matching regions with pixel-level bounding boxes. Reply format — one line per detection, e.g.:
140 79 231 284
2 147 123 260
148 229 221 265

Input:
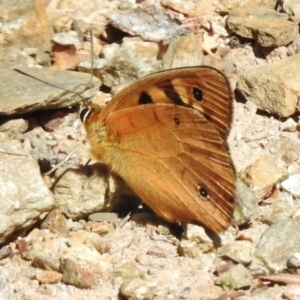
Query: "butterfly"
80 66 235 234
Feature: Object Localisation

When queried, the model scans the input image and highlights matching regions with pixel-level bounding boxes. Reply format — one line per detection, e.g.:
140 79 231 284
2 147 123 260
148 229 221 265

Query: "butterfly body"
82 66 235 233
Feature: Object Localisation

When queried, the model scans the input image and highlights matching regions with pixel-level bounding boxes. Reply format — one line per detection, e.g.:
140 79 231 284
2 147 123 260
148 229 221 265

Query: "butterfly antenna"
89 28 94 89
77 27 95 112
14 68 86 102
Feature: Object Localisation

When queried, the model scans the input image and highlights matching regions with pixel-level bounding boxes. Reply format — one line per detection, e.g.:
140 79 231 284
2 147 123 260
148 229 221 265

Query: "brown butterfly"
81 66 235 234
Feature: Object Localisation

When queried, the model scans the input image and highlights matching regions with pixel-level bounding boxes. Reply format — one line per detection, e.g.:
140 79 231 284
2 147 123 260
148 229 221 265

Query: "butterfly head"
80 107 92 124
80 102 104 125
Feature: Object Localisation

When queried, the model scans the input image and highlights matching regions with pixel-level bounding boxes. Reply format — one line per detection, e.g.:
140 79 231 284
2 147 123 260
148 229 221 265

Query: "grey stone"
0 140 54 243
108 9 188 43
215 263 253 289
0 65 100 116
237 53 300 117
283 0 300 22
255 220 300 272
0 271 18 300
227 5 297 47
53 164 108 219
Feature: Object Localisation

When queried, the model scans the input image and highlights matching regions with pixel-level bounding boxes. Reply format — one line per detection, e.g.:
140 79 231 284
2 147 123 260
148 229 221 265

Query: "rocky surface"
1 0 300 299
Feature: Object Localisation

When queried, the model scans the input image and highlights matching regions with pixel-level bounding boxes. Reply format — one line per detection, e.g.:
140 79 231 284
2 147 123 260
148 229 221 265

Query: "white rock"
281 174 300 198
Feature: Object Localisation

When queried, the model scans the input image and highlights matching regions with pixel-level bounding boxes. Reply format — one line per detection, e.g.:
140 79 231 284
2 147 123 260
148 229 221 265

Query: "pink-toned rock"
60 244 112 288
36 270 63 284
67 231 88 247
84 232 110 254
60 258 99 288
41 209 69 236
90 222 112 235
240 155 287 199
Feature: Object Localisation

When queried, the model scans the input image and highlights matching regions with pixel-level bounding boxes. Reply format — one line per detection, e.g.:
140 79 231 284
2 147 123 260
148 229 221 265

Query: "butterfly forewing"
99 66 232 140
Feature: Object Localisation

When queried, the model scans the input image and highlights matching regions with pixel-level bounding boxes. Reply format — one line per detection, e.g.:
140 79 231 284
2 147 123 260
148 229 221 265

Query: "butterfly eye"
193 87 203 101
138 91 153 105
80 108 92 123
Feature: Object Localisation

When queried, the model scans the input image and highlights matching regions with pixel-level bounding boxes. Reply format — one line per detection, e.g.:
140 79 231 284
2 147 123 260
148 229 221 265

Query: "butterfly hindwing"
98 104 235 233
